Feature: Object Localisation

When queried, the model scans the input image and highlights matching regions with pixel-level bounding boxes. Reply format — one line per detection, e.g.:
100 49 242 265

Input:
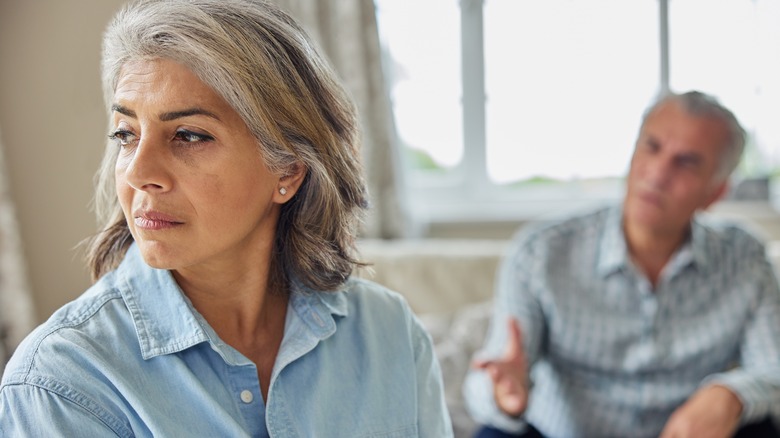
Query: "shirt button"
240 390 254 404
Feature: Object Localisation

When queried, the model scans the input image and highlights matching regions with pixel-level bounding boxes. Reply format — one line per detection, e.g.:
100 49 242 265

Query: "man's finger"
471 358 495 370
505 317 525 359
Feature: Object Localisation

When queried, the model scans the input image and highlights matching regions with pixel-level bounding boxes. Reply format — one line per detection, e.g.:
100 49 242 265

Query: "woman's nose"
121 138 173 193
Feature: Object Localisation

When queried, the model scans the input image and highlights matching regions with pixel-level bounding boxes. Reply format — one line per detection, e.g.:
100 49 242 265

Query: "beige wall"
0 1 125 322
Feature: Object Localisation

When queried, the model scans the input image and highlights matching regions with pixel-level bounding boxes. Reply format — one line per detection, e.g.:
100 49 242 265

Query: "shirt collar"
115 243 350 360
116 244 209 360
596 205 629 277
689 214 710 271
287 277 349 341
596 205 709 278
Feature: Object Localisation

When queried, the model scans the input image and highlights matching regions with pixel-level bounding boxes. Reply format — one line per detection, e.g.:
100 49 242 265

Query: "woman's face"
112 58 288 273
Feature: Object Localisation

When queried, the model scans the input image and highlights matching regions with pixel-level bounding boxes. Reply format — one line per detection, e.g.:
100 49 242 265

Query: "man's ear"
273 162 307 204
702 181 728 210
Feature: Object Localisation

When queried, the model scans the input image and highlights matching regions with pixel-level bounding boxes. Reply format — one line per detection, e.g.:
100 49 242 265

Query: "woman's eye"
174 130 214 144
108 129 135 147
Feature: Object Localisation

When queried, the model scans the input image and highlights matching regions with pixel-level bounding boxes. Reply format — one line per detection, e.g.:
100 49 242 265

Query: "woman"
0 0 452 436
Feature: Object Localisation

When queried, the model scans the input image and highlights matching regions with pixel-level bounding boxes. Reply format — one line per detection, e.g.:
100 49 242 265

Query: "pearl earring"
279 187 288 196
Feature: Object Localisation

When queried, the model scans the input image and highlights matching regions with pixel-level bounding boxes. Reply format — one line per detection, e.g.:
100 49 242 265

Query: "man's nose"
645 157 672 188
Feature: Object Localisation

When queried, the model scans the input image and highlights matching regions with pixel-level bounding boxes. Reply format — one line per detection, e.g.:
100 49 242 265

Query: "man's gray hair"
641 90 746 181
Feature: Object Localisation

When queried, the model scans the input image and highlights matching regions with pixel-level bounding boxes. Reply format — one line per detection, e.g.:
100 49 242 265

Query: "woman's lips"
133 210 184 230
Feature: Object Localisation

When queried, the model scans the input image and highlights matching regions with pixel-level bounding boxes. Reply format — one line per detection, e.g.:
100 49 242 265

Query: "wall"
0 1 125 322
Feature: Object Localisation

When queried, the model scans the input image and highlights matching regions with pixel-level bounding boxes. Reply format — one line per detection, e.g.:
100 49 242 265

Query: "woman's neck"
172 256 288 350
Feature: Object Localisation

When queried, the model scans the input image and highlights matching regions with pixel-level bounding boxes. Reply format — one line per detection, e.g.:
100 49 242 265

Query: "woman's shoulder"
311 277 430 358
300 276 421 338
2 270 135 386
340 276 416 318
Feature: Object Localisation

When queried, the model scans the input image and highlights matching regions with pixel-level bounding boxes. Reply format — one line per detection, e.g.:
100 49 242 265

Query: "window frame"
397 0 766 227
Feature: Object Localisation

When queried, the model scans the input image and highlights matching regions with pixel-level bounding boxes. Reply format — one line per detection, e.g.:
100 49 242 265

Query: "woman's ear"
273 162 307 203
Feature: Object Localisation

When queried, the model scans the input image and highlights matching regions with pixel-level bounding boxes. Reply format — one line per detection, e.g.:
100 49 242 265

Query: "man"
463 91 780 437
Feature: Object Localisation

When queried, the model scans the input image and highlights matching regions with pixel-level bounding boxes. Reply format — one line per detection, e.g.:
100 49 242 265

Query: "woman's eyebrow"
110 104 221 122
158 108 221 122
111 104 136 118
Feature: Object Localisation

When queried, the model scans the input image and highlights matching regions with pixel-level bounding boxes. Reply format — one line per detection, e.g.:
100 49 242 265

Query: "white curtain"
0 129 36 370
273 0 410 238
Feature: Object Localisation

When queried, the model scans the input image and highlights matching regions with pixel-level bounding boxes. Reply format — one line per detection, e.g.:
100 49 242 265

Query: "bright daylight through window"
375 0 780 223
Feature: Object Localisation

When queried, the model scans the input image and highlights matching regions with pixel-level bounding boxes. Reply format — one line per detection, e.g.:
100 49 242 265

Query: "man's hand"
472 317 529 417
659 385 743 438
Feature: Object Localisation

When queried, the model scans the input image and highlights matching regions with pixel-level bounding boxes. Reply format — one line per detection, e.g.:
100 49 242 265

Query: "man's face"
623 100 729 237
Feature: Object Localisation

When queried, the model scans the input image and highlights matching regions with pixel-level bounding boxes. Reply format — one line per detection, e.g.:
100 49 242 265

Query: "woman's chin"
136 241 182 270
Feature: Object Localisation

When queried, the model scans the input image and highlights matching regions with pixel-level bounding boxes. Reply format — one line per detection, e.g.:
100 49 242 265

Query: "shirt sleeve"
462 232 547 433
411 314 455 437
0 383 130 437
703 247 780 424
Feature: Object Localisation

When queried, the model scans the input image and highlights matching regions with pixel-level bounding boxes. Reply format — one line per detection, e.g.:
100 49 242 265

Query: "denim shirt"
0 244 452 437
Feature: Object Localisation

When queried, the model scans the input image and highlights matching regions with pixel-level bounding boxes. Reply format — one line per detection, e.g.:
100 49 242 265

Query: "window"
375 0 780 224
669 0 780 176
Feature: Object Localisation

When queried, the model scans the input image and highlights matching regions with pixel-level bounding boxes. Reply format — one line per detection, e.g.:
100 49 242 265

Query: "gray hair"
86 0 368 291
640 90 746 181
